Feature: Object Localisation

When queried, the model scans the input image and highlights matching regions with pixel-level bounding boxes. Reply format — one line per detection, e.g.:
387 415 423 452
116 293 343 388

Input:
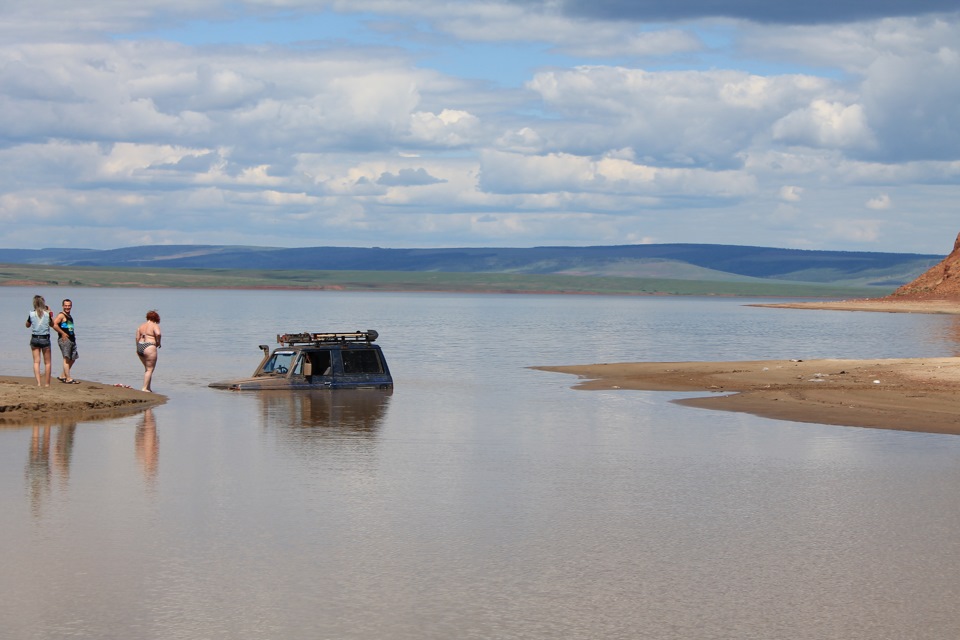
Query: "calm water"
3 287 960 640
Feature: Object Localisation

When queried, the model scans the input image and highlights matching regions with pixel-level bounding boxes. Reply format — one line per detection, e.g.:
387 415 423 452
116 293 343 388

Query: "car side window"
341 349 384 374
317 351 332 376
304 351 333 376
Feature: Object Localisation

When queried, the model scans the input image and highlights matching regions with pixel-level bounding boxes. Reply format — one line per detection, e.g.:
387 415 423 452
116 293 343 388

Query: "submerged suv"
209 330 393 391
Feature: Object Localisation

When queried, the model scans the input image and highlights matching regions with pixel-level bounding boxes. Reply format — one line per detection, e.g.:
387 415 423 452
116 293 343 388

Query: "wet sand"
0 376 165 424
536 357 960 434
752 298 960 314
537 297 960 434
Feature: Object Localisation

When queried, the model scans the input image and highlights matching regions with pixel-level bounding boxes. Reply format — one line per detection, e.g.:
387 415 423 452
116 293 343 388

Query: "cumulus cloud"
780 185 803 201
407 109 482 147
743 19 960 162
866 193 892 209
544 0 960 25
823 218 882 242
527 66 833 166
0 1 956 251
377 167 446 186
479 150 757 200
771 100 876 150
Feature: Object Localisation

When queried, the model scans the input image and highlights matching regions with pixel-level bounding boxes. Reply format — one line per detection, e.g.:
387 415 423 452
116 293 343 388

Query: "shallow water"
3 288 960 639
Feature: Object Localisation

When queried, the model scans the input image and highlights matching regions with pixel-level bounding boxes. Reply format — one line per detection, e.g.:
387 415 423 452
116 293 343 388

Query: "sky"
0 1 958 253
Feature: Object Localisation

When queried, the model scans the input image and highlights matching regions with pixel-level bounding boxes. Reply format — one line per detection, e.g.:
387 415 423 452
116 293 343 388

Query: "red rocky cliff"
891 232 960 299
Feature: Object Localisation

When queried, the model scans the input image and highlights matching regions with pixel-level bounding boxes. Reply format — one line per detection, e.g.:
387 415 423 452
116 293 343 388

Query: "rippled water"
3 288 960 639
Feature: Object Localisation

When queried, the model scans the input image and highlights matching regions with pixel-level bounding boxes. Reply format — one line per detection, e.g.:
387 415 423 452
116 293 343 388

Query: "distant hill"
0 243 944 289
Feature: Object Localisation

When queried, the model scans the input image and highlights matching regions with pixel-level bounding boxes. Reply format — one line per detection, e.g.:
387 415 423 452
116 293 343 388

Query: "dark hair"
62 298 72 305
146 310 160 323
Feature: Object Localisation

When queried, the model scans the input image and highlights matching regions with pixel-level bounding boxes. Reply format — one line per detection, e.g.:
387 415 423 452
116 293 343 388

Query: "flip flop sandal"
66 379 80 384
57 376 67 383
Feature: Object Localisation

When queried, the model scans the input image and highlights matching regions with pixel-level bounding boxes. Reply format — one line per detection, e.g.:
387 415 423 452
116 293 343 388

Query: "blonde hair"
32 295 47 319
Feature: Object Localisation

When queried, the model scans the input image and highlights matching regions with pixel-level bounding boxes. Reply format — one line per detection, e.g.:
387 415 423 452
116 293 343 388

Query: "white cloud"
771 100 875 149
479 150 758 199
526 66 835 165
408 109 482 147
822 218 881 243
99 143 211 178
745 18 960 161
779 185 804 201
866 193 892 209
0 2 955 251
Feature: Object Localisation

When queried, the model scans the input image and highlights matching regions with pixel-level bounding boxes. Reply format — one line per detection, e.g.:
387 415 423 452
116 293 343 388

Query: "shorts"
59 337 79 360
30 334 50 349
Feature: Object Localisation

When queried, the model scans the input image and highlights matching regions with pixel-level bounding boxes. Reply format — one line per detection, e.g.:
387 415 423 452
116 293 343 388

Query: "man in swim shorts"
54 298 79 383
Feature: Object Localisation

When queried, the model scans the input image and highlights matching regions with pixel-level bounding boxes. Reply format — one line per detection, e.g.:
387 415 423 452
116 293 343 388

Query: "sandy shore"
536 357 960 434
0 376 165 425
751 298 960 314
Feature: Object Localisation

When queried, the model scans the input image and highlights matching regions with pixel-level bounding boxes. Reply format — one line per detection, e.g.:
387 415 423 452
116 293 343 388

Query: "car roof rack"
276 330 379 346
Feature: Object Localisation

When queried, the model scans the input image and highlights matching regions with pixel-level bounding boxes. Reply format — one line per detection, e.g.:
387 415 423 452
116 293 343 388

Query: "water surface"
2 288 960 639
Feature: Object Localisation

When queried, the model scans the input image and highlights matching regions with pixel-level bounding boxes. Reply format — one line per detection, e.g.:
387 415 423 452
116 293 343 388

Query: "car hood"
208 376 288 390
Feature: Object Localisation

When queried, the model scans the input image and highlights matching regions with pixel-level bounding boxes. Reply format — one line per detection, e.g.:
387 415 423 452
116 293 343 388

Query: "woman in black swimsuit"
135 310 162 392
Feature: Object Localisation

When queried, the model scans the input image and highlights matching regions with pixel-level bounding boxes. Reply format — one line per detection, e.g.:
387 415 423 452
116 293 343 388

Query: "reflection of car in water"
209 330 393 391
257 389 393 432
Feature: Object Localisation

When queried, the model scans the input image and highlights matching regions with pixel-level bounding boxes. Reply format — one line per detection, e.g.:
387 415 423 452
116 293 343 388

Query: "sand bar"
536 357 960 434
0 376 165 425
751 298 960 314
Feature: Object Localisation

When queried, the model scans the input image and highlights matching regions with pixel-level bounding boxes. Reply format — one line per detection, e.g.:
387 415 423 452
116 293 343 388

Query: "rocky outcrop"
891 232 960 299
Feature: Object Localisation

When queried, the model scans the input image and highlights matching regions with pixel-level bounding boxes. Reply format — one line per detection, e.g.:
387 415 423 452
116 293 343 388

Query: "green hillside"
0 241 944 297
0 263 886 298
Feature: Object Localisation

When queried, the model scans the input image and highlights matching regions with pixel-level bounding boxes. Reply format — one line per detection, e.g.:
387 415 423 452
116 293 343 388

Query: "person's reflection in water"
53 422 77 489
135 408 159 487
24 420 77 516
25 424 52 517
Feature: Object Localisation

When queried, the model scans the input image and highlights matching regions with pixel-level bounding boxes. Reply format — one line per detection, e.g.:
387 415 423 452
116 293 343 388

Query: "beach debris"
873 380 881 384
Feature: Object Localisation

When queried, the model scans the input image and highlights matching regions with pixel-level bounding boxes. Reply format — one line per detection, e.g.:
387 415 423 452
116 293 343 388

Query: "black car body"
209 330 393 391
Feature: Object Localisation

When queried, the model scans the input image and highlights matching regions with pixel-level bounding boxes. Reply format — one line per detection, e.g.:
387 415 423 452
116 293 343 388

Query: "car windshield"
260 351 295 375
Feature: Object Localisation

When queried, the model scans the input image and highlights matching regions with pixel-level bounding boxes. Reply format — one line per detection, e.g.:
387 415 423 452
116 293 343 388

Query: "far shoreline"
750 298 960 315
4 278 958 312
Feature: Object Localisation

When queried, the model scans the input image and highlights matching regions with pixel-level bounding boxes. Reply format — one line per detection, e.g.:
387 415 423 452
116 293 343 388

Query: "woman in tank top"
25 294 52 387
